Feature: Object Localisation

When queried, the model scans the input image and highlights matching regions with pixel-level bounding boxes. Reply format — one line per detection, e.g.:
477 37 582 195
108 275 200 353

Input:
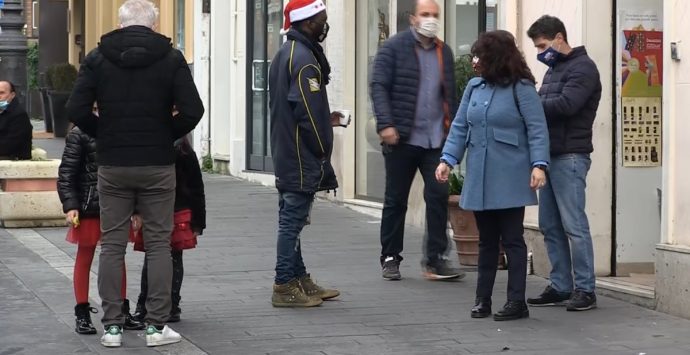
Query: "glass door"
247 0 283 172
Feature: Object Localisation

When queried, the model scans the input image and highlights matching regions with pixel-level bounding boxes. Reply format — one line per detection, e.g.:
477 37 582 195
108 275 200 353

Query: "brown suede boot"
298 274 340 300
272 279 323 307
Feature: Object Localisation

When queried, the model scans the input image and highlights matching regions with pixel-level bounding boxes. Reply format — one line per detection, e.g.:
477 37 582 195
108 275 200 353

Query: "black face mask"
316 22 329 42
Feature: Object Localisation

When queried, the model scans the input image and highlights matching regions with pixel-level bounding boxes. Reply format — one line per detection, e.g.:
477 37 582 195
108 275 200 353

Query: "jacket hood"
98 26 172 68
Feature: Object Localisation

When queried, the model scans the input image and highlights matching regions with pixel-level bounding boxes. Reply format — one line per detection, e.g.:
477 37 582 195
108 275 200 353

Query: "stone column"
0 0 28 103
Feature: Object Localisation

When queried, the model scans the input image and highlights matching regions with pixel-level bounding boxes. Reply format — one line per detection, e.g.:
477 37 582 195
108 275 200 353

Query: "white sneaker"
146 325 181 347
100 325 122 347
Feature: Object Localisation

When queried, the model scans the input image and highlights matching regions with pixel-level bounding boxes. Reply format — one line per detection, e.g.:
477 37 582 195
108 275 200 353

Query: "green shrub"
448 168 464 195
454 54 476 99
201 153 214 173
27 43 39 90
46 63 78 92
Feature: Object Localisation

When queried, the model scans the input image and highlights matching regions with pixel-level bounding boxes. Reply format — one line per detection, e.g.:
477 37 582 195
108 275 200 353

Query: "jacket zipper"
83 185 94 212
317 163 324 190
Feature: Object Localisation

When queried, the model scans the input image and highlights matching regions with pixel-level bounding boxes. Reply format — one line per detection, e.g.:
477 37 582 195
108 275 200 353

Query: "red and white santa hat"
280 0 326 35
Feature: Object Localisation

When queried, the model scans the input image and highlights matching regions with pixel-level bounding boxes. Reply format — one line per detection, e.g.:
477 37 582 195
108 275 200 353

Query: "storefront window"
247 0 283 171
355 0 416 201
355 0 493 201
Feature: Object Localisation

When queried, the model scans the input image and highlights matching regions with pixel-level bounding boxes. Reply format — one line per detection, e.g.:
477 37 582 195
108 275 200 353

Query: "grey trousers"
97 165 175 327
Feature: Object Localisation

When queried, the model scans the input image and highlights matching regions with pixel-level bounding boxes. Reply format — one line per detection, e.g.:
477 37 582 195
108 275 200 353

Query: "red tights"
74 245 126 304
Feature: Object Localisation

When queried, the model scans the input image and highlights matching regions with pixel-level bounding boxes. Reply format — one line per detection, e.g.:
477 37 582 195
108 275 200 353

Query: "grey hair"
119 0 159 28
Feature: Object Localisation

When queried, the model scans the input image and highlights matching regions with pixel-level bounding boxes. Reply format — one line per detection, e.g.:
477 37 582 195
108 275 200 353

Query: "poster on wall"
621 97 661 167
620 4 662 167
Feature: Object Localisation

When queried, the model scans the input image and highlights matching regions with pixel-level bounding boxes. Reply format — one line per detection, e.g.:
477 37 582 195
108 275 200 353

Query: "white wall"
517 0 614 275
209 0 255 182
662 0 690 247
193 0 211 157
320 0 357 201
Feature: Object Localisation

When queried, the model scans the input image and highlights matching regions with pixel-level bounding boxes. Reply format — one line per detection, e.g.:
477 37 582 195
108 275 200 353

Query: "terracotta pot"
448 195 480 266
448 195 507 268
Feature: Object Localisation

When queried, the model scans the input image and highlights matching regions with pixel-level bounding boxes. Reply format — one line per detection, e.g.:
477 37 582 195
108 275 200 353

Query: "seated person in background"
0 80 32 160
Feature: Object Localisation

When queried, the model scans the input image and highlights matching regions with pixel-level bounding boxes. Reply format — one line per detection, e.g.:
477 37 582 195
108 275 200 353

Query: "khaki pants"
97 165 175 327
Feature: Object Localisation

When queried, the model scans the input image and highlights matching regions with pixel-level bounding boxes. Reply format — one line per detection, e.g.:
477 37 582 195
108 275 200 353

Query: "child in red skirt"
131 136 206 323
58 124 145 334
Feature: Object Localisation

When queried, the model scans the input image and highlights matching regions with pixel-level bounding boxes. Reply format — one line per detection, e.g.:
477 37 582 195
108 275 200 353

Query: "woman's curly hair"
471 30 536 86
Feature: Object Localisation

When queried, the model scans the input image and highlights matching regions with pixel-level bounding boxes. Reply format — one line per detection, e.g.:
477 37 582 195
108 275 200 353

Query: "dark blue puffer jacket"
268 29 337 193
538 46 601 155
370 29 458 141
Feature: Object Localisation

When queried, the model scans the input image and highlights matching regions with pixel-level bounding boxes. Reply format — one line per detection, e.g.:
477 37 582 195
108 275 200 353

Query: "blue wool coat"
442 77 550 211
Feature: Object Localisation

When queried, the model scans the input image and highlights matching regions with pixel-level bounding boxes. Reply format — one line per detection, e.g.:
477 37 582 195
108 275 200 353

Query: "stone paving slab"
2 174 690 354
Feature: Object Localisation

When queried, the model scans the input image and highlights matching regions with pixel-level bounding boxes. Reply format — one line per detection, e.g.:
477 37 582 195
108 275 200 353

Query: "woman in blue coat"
436 30 550 321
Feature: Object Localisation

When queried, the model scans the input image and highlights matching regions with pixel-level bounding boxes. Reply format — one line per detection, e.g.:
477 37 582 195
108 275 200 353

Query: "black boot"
494 300 529 321
168 305 181 323
74 303 97 335
122 299 146 330
132 301 147 323
471 297 492 318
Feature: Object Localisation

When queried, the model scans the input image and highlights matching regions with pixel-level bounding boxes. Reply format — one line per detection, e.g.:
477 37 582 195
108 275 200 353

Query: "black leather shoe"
168 306 181 323
74 303 98 335
132 302 146 322
471 297 492 318
122 299 146 330
494 300 529 321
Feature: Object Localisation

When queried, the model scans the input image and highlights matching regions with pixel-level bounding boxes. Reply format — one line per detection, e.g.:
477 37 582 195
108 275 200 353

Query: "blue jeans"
538 153 595 293
274 191 314 285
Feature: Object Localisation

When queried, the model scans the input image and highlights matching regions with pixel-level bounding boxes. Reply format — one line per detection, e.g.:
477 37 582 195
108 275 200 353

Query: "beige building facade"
66 0 195 66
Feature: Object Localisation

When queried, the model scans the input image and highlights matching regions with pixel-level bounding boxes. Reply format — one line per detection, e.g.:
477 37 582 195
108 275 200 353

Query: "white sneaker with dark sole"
100 325 122 347
146 325 181 347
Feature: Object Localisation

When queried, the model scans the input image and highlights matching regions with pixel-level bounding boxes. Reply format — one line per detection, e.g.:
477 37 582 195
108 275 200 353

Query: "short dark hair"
471 30 535 86
527 15 568 43
0 80 16 93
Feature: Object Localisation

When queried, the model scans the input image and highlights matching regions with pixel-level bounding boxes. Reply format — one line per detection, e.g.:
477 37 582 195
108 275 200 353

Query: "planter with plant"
46 63 78 138
447 169 482 266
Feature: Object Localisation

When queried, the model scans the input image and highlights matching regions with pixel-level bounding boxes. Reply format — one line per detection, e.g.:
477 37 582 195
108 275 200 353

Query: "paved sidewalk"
3 174 690 354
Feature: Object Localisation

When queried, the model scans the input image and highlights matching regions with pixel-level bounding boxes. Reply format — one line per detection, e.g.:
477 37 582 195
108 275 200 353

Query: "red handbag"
171 209 197 250
131 209 197 251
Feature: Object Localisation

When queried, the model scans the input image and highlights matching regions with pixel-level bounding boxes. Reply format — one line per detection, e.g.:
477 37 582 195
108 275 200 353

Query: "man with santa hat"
268 0 342 307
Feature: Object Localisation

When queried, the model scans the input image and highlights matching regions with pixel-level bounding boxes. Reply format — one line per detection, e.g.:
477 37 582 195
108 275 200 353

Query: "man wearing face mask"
268 0 340 307
370 0 461 281
526 15 602 312
0 80 32 160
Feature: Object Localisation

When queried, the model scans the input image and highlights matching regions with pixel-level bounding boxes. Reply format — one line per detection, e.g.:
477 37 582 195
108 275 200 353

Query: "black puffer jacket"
0 99 32 160
173 142 206 234
370 29 458 141
57 127 99 217
538 46 601 155
67 25 204 167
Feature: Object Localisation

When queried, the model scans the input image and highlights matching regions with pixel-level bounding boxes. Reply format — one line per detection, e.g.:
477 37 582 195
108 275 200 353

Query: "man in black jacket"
268 0 340 308
67 0 203 347
525 15 601 312
370 0 462 281
0 81 32 160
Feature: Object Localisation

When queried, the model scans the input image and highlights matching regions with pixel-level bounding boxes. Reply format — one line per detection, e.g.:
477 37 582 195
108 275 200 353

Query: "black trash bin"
47 90 71 138
39 87 54 133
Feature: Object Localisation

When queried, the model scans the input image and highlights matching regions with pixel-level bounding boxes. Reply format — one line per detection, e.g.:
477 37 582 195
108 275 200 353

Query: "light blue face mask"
0 100 9 110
